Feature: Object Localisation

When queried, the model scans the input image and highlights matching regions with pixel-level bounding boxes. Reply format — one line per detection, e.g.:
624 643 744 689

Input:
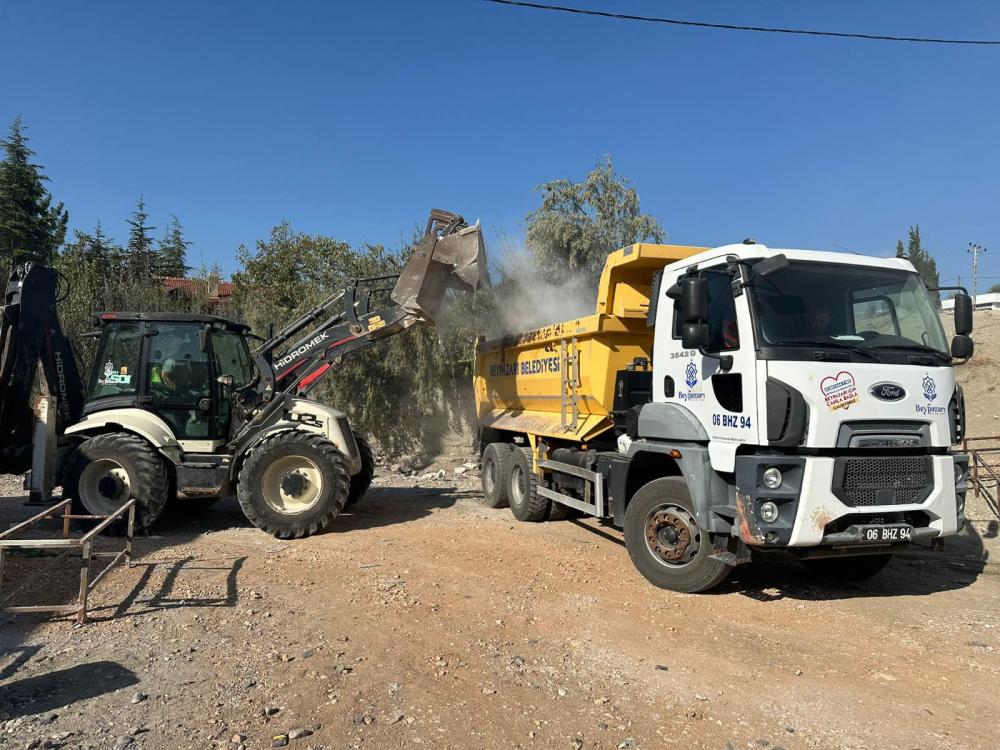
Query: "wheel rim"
510 464 525 507
483 457 496 495
261 455 324 514
79 459 132 514
644 503 701 568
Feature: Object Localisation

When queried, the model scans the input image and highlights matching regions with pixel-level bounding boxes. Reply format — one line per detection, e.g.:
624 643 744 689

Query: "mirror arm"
699 348 734 373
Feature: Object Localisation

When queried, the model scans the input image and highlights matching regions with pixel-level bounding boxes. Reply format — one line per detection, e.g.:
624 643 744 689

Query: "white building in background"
942 292 1000 312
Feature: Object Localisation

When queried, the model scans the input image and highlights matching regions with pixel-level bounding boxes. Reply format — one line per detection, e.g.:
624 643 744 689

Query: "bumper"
734 453 967 548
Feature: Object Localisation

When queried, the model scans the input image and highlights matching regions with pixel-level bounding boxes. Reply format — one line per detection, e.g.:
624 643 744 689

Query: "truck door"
653 263 759 454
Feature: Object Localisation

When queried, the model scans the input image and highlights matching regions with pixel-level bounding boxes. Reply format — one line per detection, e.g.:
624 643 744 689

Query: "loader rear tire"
344 431 374 508
623 477 730 593
64 432 169 532
237 431 349 539
508 447 549 522
480 443 513 508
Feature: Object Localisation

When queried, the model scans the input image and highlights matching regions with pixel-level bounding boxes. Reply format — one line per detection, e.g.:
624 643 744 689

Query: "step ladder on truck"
474 242 975 592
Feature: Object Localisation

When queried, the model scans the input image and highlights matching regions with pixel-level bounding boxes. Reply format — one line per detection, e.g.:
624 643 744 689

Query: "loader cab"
86 313 254 444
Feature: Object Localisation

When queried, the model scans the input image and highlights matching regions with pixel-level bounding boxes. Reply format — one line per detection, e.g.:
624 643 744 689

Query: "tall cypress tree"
896 225 940 305
157 214 190 276
0 116 68 265
126 195 157 276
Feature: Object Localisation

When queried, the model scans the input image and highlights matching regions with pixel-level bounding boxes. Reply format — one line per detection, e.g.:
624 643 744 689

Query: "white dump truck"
474 242 974 592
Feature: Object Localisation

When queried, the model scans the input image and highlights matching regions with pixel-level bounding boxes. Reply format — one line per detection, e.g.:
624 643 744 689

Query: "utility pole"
968 243 987 301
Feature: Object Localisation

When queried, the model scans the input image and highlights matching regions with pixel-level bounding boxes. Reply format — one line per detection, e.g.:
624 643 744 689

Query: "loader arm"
228 209 487 449
0 263 87 473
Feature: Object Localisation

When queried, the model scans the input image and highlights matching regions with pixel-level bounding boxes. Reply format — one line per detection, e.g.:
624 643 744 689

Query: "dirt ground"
0 456 997 750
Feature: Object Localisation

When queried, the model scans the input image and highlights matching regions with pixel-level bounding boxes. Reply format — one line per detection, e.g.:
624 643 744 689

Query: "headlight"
759 501 779 523
762 467 783 489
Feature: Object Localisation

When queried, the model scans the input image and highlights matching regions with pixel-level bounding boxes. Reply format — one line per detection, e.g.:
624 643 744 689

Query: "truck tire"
623 477 730 593
804 553 893 581
64 432 169 532
547 499 572 521
344 431 374 508
508 447 549 522
237 431 350 539
480 443 513 508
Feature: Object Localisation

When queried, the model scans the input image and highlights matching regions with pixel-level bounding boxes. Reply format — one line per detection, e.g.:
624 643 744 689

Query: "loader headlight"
762 467 783 490
759 501 779 523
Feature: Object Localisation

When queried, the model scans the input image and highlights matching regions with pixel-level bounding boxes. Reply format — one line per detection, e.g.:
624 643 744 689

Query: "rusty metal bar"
0 499 71 540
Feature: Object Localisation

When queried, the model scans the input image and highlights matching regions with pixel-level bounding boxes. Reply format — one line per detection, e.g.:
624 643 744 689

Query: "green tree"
988 282 1000 294
0 116 68 265
126 195 157 276
895 225 940 305
233 223 475 456
526 156 665 278
157 214 190 276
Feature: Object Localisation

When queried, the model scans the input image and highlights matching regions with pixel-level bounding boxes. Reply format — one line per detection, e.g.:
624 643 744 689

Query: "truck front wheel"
237 431 349 539
623 477 730 593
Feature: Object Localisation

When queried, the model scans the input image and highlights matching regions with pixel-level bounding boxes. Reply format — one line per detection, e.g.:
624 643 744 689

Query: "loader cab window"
88 321 142 400
147 322 212 439
209 331 254 438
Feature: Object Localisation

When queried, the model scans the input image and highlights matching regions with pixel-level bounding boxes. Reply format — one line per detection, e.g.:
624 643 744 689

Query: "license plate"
850 524 912 544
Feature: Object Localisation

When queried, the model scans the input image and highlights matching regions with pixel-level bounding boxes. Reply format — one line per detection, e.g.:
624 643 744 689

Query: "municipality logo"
685 361 698 389
922 374 937 402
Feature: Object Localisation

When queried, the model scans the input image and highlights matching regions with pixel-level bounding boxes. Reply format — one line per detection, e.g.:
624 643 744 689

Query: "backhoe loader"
0 209 487 537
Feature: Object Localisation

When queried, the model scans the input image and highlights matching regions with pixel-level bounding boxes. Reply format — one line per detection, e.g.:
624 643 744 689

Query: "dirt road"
0 466 997 750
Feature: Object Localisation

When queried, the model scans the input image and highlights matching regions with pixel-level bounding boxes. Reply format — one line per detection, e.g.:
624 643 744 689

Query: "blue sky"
2 0 999 289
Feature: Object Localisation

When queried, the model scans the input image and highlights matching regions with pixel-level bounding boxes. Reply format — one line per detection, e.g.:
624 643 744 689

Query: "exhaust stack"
391 209 488 321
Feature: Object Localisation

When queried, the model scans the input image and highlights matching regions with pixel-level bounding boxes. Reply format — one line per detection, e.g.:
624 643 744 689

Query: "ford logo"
869 382 906 401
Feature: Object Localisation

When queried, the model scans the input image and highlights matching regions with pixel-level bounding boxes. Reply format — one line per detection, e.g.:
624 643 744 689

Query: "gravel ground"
0 463 997 750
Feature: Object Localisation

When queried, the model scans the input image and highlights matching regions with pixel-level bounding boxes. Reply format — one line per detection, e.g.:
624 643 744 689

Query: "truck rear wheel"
344 431 374 508
804 553 893 581
508 447 549 522
480 443 513 508
237 431 349 539
64 432 169 531
623 477 730 593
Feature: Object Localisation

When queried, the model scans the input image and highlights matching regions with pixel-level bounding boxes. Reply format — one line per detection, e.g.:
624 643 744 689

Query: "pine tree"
125 195 157 277
157 214 190 276
0 116 68 265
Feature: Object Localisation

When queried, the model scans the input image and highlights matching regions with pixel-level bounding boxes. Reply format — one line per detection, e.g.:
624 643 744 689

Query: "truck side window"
704 270 739 352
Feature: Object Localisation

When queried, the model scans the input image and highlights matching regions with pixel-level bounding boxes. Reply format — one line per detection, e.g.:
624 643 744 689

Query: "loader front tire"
508 447 549 522
480 443 513 508
344 431 374 508
624 477 730 593
64 432 169 531
237 431 349 539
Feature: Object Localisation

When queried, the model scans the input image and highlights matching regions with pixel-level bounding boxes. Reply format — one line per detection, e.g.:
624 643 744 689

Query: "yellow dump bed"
474 243 706 443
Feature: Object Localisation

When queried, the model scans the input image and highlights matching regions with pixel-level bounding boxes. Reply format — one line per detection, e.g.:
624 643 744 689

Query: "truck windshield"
749 261 949 359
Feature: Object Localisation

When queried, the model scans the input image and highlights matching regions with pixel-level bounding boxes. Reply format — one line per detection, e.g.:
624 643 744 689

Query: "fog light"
762 467 783 489
759 501 779 523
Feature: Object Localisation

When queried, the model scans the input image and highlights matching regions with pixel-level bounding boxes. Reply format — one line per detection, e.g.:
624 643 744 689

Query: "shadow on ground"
569 515 991 601
0 660 138 718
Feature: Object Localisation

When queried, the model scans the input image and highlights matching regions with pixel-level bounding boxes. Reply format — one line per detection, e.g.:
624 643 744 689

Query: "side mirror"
755 253 789 278
953 293 973 335
681 276 708 323
682 322 709 350
198 328 210 352
951 334 974 360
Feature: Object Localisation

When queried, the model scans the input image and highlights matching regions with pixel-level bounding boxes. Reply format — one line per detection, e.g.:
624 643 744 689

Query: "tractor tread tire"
344 432 375 508
480 443 514 509
64 432 169 532
508 447 549 522
623 477 730 593
547 500 572 521
237 431 349 539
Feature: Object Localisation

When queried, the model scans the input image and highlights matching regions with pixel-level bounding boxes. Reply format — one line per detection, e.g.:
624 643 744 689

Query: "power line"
482 0 1000 46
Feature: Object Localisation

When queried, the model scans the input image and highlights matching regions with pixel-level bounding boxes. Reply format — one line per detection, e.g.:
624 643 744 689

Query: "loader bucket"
390 209 488 321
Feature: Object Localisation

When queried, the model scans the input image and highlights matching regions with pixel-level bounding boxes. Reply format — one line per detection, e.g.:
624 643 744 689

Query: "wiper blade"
872 344 950 360
769 340 880 361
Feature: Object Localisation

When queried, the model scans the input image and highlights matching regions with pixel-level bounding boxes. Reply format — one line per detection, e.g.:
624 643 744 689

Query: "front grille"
842 421 924 432
834 456 932 507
